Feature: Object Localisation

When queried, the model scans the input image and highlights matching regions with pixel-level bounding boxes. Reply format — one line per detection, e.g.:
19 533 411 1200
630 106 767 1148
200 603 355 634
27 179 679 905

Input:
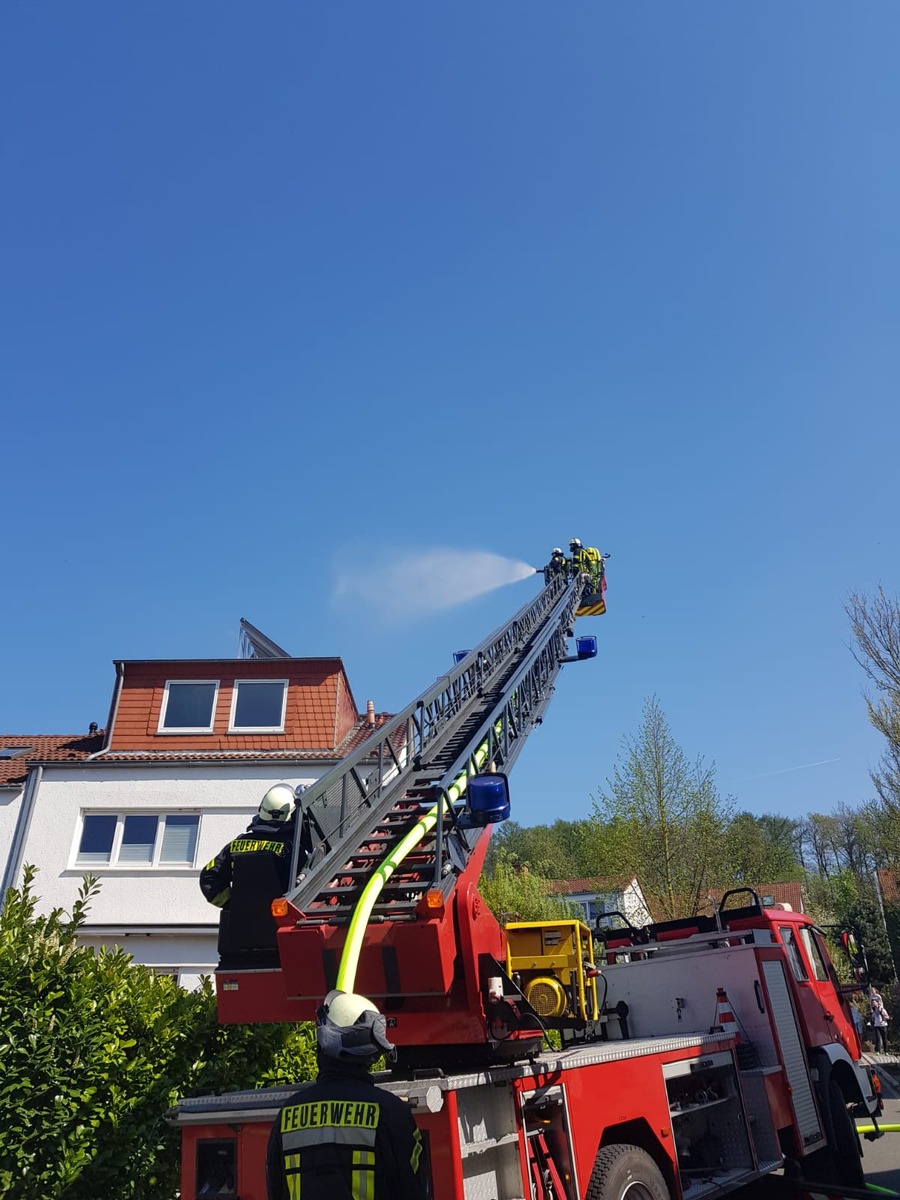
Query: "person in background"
266 990 428 1200
870 985 890 1053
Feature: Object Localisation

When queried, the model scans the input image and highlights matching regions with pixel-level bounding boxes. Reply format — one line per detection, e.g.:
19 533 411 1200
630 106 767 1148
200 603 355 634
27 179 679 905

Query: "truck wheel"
825 1077 864 1187
805 1077 864 1189
586 1144 671 1200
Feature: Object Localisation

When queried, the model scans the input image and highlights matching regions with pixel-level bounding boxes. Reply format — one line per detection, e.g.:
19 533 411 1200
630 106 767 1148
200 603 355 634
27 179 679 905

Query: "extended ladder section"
284 572 585 926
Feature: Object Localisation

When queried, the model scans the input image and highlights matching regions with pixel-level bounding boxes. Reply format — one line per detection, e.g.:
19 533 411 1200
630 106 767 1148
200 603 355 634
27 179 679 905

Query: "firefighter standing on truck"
266 989 427 1200
200 783 298 907
200 783 308 956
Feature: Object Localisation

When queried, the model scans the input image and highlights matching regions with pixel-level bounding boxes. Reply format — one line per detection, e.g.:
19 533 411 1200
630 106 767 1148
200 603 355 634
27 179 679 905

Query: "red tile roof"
878 868 899 905
545 876 635 895
0 733 105 788
108 658 362 753
707 881 806 913
92 712 395 764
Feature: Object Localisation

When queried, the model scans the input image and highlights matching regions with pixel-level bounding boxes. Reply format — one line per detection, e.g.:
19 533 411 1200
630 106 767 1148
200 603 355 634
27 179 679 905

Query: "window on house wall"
158 681 219 733
75 814 200 867
229 679 288 732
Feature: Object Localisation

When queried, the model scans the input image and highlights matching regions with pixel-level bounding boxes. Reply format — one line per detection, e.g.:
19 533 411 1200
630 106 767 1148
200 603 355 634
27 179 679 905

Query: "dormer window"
158 680 219 733
229 679 288 733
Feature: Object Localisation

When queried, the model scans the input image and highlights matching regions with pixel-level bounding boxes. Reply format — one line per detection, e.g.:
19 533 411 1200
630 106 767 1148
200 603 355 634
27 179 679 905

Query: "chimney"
366 700 376 725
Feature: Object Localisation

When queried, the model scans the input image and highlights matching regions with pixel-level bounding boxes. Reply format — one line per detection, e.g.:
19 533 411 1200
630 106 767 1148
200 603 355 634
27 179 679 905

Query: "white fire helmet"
258 783 295 824
316 989 397 1063
552 548 563 556
569 537 582 550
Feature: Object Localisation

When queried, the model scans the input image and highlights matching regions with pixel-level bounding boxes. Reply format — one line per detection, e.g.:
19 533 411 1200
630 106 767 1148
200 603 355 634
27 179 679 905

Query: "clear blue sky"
3 4 898 829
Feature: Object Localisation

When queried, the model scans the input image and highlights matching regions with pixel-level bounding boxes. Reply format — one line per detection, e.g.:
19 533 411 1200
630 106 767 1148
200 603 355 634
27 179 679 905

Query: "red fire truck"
171 570 881 1199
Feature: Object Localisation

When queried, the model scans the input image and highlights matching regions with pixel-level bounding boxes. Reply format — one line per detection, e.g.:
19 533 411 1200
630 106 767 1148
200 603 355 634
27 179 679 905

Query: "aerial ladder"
215 570 598 1058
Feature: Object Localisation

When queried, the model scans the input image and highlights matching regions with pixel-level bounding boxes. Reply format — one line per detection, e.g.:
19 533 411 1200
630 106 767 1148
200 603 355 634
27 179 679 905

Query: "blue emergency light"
576 636 597 659
465 773 510 826
453 650 471 664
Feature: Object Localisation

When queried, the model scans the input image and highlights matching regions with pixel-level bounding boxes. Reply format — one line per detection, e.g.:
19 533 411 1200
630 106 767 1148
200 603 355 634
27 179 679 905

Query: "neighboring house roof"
545 876 638 896
878 868 899 906
705 881 806 914
0 732 105 788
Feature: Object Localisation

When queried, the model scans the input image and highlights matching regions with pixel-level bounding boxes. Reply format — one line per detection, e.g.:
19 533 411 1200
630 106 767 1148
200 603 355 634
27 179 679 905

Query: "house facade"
3 627 389 987
546 876 654 928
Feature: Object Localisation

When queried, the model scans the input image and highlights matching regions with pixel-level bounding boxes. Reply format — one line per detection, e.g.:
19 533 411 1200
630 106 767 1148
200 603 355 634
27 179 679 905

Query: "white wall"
0 786 24 882
15 763 327 979
622 878 653 926
79 930 218 990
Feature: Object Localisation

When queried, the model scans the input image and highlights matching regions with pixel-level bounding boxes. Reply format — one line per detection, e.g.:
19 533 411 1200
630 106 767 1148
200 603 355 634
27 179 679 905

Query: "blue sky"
3 4 898 829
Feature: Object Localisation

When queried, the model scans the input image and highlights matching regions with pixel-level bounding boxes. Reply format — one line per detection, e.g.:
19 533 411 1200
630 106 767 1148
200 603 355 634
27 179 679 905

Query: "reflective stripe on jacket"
266 1071 427 1200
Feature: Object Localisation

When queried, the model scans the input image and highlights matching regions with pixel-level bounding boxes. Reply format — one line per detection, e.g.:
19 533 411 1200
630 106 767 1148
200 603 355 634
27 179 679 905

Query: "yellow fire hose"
335 730 495 992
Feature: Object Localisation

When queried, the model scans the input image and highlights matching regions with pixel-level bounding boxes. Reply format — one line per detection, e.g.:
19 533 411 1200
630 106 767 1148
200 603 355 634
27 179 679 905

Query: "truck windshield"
780 926 809 982
798 927 830 982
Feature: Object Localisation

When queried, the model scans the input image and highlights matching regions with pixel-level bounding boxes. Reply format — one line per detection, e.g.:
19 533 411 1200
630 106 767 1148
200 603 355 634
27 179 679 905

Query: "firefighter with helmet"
543 546 567 584
200 783 308 958
568 537 587 575
266 989 427 1200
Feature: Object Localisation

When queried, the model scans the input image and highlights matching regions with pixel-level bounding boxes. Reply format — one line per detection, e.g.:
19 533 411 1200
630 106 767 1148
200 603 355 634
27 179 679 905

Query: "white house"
2 623 390 987
546 875 654 929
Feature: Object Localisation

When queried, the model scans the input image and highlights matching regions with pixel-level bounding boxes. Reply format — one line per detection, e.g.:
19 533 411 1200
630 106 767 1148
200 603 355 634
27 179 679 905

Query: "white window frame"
72 812 201 869
227 678 289 733
157 679 220 734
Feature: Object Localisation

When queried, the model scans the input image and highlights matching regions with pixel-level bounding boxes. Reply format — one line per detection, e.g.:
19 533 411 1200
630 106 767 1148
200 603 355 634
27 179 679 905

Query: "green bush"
0 866 316 1200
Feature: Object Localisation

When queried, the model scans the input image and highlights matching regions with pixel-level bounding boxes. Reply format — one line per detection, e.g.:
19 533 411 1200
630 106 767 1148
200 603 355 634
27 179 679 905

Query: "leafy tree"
479 850 578 923
723 812 803 885
847 587 900 815
0 867 317 1200
593 696 734 919
804 868 897 987
488 818 614 880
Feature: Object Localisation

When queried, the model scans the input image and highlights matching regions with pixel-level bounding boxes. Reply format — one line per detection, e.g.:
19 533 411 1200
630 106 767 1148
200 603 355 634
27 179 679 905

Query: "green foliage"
479 850 579 924
0 866 317 1200
846 891 897 990
723 813 804 885
487 818 615 880
593 696 734 919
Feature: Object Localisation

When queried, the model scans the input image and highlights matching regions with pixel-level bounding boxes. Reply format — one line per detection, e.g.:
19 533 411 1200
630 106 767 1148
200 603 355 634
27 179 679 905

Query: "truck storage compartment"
664 1051 755 1199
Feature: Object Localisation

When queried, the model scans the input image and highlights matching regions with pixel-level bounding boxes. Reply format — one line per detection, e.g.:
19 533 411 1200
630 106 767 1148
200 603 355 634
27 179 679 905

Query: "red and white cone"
712 987 741 1042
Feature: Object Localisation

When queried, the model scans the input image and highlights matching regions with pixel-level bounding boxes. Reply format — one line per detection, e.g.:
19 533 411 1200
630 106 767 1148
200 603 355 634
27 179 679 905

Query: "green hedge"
0 866 316 1200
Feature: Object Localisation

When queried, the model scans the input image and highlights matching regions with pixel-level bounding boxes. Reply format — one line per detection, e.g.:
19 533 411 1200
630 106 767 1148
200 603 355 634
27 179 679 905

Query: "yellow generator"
504 919 599 1023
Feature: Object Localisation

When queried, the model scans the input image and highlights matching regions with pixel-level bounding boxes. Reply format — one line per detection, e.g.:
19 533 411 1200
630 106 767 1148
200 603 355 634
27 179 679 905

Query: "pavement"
862 1050 900 1097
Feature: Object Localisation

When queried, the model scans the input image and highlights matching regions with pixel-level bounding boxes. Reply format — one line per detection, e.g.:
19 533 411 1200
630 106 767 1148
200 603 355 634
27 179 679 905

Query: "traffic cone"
711 987 740 1041
711 987 758 1068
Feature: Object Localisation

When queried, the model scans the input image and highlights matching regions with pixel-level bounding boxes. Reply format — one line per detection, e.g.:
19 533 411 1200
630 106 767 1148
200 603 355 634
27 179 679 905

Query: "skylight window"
158 681 219 733
0 747 32 760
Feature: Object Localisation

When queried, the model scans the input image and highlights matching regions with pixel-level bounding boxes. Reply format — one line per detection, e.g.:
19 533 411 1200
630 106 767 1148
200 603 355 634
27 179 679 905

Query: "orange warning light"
271 898 289 918
424 889 444 911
